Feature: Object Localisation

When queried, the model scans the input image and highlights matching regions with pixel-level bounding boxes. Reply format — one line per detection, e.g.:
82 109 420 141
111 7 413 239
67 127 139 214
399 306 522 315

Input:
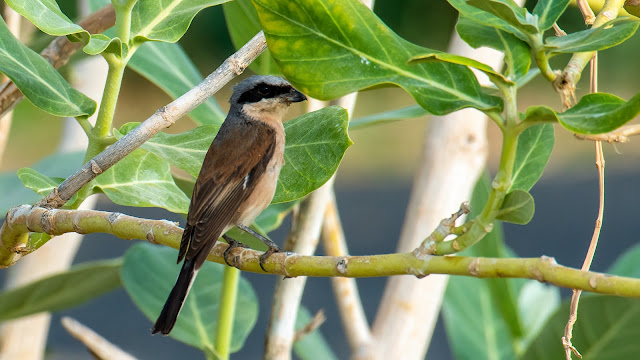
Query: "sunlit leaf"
449 0 536 41
0 18 96 117
253 0 503 115
409 51 513 86
131 0 230 43
93 149 190 214
5 0 123 56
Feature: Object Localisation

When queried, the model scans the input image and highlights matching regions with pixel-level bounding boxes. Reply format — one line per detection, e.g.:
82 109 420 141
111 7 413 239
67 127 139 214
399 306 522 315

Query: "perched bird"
152 75 307 335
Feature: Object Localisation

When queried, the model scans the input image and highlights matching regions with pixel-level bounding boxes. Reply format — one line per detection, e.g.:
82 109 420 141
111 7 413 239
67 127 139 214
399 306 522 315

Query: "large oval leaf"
510 124 554 192
131 0 230 43
93 149 190 214
545 17 640 55
558 92 640 135
522 296 640 359
121 242 258 353
0 259 122 321
252 0 503 115
0 18 96 117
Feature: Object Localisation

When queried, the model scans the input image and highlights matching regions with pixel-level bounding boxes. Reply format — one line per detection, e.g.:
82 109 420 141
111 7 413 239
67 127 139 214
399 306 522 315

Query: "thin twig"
562 53 604 360
293 310 326 343
34 31 266 209
574 124 640 143
552 23 567 36
61 317 138 360
0 5 116 118
576 0 596 24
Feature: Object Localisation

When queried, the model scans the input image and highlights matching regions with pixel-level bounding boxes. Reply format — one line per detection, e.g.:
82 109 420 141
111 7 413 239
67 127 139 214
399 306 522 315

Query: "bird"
152 75 307 335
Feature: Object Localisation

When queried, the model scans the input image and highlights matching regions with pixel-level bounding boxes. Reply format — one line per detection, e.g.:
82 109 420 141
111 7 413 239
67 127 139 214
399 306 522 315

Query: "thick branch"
3 207 640 299
0 5 117 118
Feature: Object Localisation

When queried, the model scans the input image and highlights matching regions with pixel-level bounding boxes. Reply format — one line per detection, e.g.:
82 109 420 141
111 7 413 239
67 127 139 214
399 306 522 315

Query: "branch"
0 5 117 118
4 206 640 298
553 0 625 106
574 124 640 143
61 317 137 360
34 31 267 209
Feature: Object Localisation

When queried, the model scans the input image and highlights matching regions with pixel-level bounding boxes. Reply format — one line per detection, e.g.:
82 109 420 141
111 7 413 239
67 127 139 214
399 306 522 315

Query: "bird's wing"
178 120 277 269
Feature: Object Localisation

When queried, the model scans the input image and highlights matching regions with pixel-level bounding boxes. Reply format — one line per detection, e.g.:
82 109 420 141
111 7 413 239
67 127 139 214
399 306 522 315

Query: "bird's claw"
222 235 249 268
259 245 282 272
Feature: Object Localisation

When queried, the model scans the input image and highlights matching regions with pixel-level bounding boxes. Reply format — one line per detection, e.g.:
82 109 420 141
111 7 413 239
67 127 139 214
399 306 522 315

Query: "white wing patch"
243 174 250 189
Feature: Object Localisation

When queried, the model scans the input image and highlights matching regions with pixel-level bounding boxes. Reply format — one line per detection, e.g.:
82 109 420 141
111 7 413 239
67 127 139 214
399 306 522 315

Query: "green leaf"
443 276 516 360
114 123 220 178
293 307 338 360
274 106 352 203
223 0 280 75
409 51 513 86
121 242 258 353
350 105 428 130
466 0 538 34
17 168 78 206
533 0 571 30
117 106 352 204
510 124 554 192
253 0 503 115
93 149 190 214
608 243 640 278
456 16 531 79
0 18 96 117
522 296 640 359
516 281 560 355
131 0 230 43
496 190 535 225
545 17 640 55
128 42 225 125
17 168 64 196
1 151 85 214
5 0 123 56
0 259 122 321
449 0 537 41
557 92 640 134
520 105 559 123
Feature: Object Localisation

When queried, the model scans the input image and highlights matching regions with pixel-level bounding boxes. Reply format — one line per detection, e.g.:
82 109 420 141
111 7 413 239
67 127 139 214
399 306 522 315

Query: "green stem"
532 35 556 83
215 266 240 359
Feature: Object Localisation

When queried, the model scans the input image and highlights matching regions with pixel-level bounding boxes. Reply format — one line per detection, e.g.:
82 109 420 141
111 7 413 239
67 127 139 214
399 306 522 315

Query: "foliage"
0 0 639 359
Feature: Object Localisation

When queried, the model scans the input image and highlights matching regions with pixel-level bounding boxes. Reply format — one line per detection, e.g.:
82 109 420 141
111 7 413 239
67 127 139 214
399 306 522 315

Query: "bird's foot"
222 234 249 268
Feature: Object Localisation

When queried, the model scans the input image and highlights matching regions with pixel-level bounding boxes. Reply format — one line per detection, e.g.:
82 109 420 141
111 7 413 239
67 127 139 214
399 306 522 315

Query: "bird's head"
230 75 307 123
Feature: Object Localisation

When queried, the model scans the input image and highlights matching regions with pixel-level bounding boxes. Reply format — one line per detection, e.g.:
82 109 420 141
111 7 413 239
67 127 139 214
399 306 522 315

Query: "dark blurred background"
2 0 640 359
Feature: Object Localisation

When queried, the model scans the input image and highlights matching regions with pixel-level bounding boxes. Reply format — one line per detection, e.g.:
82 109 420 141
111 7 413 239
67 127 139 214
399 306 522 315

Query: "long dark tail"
152 258 197 335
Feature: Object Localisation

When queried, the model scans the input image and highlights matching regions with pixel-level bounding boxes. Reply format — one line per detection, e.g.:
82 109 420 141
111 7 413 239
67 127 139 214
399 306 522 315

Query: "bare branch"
292 310 326 343
61 317 138 360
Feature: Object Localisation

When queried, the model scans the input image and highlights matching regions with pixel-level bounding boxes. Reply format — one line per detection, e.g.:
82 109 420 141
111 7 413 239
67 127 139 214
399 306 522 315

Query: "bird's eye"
256 85 271 96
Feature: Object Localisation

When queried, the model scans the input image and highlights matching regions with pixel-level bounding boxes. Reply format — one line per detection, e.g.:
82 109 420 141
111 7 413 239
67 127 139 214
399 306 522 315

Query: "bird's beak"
286 89 307 103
